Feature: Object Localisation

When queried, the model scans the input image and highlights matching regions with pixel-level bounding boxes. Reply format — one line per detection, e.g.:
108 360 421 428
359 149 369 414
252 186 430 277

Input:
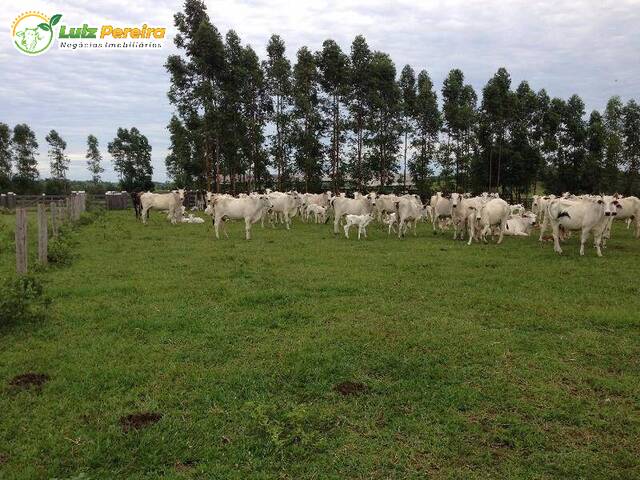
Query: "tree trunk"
403 126 408 192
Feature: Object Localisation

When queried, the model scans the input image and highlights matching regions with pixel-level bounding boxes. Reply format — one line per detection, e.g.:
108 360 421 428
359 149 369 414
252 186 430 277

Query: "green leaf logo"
50 14 62 26
38 23 51 32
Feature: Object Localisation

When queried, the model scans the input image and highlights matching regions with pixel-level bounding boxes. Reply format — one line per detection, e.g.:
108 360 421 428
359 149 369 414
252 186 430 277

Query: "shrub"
78 208 105 226
47 235 75 266
0 275 49 328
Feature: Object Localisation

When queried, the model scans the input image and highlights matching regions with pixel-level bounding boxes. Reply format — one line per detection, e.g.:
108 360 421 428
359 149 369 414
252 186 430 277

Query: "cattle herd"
129 189 640 256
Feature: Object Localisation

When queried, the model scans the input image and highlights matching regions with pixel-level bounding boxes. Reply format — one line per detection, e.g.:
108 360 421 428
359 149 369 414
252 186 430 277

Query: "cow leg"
284 212 291 230
551 222 563 254
141 207 149 225
467 220 474 246
413 220 418 236
538 215 549 241
334 216 341 235
635 217 640 238
497 222 505 244
214 217 221 239
245 218 252 240
344 224 350 238
357 227 361 240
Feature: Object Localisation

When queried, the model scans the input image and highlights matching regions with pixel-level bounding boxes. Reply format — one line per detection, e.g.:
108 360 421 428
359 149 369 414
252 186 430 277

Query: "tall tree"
86 134 104 184
241 45 271 191
46 130 69 180
410 70 441 197
443 69 477 191
603 96 624 192
622 99 640 195
12 124 39 186
347 35 372 191
399 65 417 190
317 39 350 192
584 111 606 193
166 0 226 191
0 123 11 187
562 94 587 192
292 46 324 191
265 34 292 190
165 116 193 187
108 127 153 191
365 52 402 188
479 68 513 192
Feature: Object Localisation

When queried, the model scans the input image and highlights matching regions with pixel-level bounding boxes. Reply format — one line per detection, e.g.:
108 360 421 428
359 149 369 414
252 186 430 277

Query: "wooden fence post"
65 197 71 222
15 208 27 274
50 202 58 236
58 200 65 226
37 203 48 265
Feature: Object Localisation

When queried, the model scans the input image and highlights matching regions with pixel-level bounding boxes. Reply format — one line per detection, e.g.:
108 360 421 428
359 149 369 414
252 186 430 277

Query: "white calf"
343 213 374 240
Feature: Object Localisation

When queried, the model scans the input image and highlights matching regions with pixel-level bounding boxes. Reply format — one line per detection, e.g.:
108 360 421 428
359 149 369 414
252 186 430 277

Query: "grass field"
1 210 639 479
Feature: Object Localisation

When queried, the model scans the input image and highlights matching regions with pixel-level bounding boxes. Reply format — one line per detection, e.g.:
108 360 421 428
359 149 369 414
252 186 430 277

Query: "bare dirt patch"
9 373 49 389
119 412 163 432
334 381 369 396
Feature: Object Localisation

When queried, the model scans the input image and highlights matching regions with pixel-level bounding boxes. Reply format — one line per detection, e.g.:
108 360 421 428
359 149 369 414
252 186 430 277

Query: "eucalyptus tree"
45 130 69 180
347 35 373 191
365 52 402 188
603 96 624 192
584 110 606 193
0 123 11 187
12 124 39 189
166 0 226 191
409 70 441 196
443 69 477 190
240 45 271 191
398 65 417 190
166 116 193 187
108 127 153 191
317 39 350 192
86 134 104 184
291 46 324 191
265 34 293 190
622 99 640 195
479 68 513 192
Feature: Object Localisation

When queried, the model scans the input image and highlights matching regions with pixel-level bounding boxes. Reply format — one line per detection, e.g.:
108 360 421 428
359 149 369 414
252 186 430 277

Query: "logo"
11 11 62 56
10 11 166 55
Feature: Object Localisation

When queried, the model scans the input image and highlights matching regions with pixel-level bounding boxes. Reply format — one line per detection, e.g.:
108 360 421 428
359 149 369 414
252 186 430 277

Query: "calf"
331 193 377 234
343 213 374 240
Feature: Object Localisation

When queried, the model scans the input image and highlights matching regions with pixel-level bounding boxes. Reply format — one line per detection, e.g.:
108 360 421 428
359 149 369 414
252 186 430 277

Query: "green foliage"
0 275 48 328
107 127 154 191
47 234 75 266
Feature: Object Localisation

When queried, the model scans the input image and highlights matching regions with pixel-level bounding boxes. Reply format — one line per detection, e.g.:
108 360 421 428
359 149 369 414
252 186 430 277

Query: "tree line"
165 0 640 200
0 123 156 194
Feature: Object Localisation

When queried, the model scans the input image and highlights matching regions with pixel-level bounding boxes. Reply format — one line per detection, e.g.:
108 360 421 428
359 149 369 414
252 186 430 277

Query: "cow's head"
367 192 377 206
17 27 42 51
597 197 617 217
451 192 463 209
259 194 274 211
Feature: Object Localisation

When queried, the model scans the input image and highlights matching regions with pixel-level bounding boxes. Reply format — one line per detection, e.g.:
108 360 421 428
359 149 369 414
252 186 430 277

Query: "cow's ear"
597 199 604 204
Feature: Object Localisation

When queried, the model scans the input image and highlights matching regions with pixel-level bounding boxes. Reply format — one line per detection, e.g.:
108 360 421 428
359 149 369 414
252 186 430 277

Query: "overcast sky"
1 0 638 182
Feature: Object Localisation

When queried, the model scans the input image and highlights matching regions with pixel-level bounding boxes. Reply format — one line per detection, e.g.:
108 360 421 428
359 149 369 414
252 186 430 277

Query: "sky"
1 0 639 182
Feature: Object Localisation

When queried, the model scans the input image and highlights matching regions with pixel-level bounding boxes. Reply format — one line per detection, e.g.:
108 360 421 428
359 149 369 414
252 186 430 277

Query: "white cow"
374 194 400 221
532 195 556 241
606 196 639 239
343 213 374 240
331 193 377 234
547 196 615 256
267 192 301 229
306 204 327 224
140 190 185 224
504 213 537 236
397 196 427 237
468 198 509 245
209 195 273 240
430 192 453 233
